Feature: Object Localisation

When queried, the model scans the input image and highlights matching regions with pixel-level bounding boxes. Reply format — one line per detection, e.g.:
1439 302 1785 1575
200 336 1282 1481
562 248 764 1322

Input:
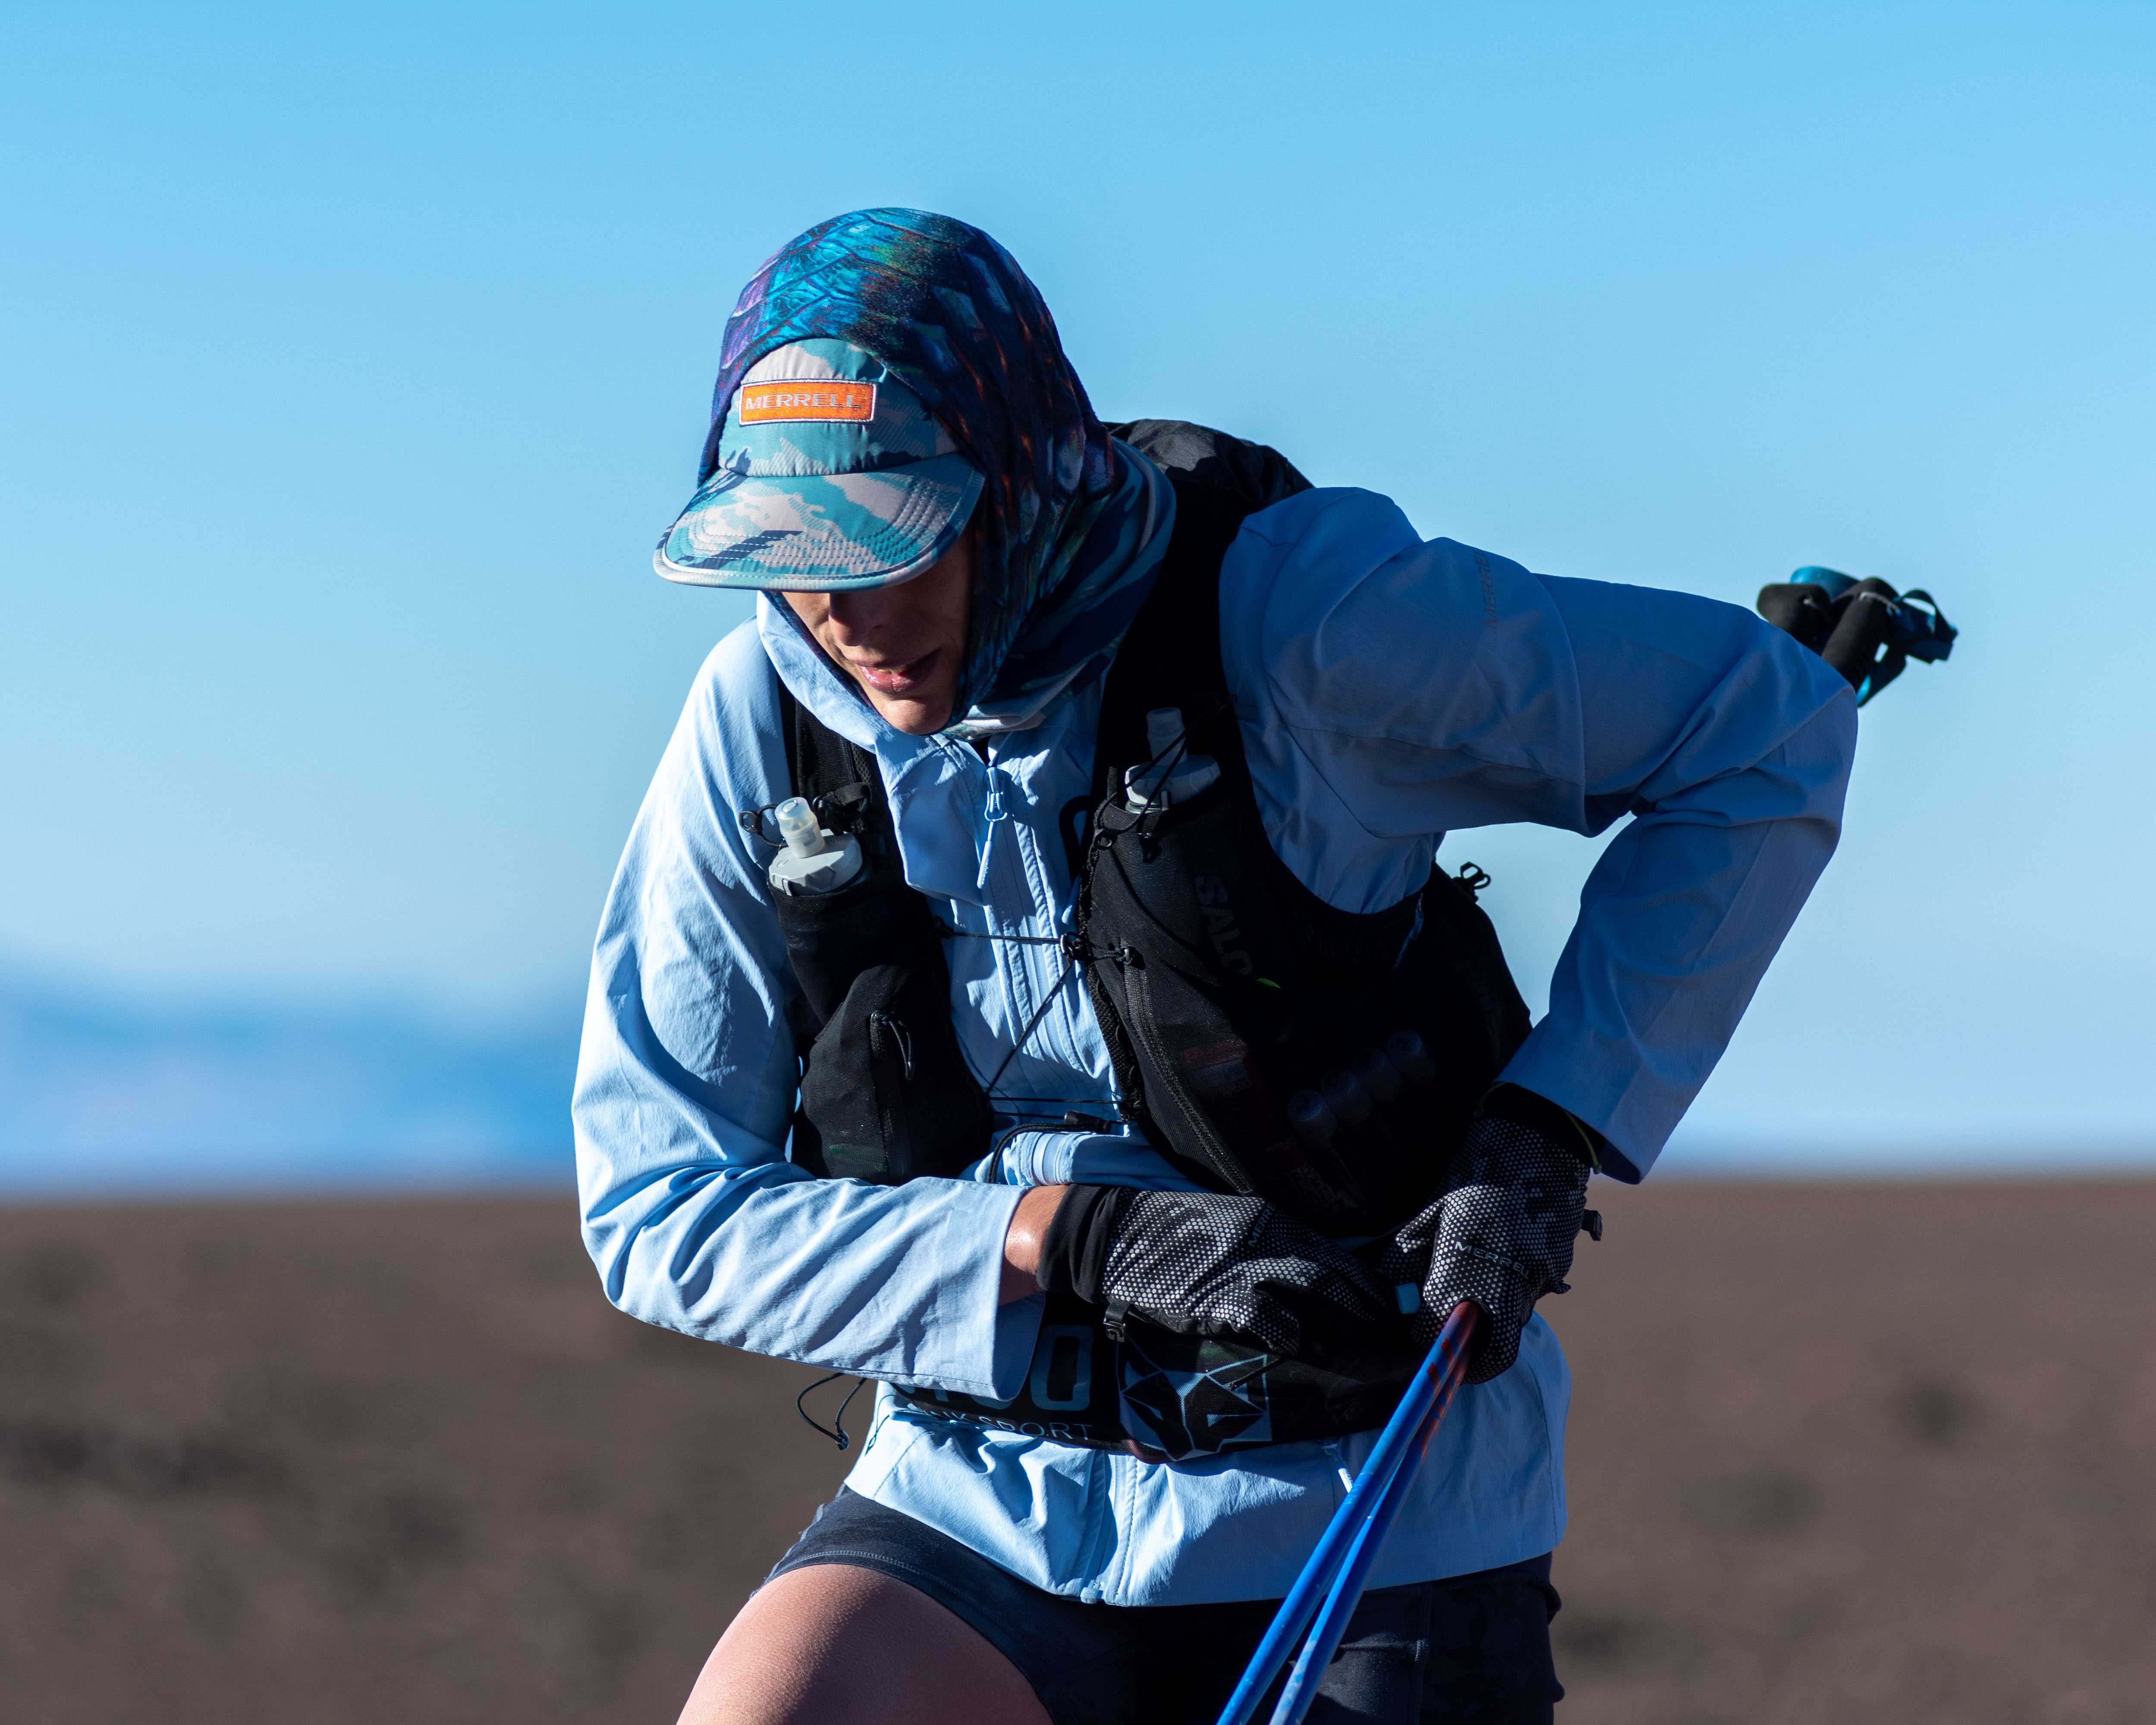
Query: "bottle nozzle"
1125 706 1222 811
1144 707 1187 761
773 797 826 858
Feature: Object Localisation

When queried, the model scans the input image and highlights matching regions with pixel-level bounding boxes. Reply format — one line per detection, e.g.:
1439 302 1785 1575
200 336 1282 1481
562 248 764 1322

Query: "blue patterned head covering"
697 208 1172 733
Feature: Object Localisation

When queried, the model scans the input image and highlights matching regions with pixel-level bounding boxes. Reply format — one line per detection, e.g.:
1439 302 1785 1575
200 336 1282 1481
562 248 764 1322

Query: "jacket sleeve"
1220 488 1858 1180
571 624 1038 1397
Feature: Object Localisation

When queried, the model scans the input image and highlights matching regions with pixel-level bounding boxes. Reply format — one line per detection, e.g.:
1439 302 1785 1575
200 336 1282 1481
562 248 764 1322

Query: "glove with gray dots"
1380 1085 1602 1383
1035 1186 1392 1357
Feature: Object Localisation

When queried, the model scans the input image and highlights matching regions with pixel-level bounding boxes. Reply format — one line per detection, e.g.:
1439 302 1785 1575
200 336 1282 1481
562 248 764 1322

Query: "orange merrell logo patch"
738 380 877 424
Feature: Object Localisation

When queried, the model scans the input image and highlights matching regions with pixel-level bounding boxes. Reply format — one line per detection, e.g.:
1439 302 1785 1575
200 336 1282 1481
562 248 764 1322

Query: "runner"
572 208 1856 1724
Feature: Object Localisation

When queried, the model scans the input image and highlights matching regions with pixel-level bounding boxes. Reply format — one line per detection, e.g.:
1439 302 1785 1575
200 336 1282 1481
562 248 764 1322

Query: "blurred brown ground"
0 1179 2150 1724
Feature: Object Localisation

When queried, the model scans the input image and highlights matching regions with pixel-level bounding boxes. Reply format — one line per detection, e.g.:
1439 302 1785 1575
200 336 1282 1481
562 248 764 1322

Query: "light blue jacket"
573 486 1856 1606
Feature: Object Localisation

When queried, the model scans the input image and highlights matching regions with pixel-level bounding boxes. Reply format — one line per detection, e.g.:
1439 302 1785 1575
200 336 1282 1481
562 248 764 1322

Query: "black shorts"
767 1489 1563 1725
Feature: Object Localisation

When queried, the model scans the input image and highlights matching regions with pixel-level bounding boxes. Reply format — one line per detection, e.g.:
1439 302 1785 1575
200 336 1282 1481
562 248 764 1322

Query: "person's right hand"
1378 1085 1595 1383
1033 1186 1391 1355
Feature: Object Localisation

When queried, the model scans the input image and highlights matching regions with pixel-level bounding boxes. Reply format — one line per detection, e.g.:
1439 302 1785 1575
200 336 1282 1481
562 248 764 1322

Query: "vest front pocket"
795 959 991 1184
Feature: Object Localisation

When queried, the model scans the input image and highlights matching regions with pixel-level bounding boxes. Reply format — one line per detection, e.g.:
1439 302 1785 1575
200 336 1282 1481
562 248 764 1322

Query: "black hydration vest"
752 420 1532 1458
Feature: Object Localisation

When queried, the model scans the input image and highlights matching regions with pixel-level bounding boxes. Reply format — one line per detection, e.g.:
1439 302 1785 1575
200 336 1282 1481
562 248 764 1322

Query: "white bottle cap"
768 831 863 897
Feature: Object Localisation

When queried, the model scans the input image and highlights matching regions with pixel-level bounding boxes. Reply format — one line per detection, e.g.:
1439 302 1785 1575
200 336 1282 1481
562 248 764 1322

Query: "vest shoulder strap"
1088 421 1312 806
1090 425 1430 985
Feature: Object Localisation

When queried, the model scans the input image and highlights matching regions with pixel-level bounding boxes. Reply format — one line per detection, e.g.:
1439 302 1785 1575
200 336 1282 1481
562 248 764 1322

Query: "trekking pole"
1214 1301 1483 1725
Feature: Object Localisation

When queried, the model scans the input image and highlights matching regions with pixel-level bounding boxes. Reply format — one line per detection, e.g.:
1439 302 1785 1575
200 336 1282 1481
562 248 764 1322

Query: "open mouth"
847 650 937 696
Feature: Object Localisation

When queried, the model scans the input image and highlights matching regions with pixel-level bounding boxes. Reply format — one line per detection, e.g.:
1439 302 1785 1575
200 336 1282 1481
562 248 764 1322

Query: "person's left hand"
1035 1185 1392 1356
1379 1085 1597 1383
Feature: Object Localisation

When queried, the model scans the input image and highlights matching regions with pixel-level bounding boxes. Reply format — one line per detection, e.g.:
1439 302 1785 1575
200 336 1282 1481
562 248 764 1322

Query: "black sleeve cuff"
1478 1082 1608 1170
1034 1184 1133 1304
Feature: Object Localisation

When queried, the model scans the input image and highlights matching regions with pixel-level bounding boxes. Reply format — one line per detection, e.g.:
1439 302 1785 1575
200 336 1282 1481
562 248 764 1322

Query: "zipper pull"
975 768 1010 894
871 1012 916 1082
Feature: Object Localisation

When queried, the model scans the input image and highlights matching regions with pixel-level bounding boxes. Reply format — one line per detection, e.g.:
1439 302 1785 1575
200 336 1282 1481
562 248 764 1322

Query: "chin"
873 695 956 736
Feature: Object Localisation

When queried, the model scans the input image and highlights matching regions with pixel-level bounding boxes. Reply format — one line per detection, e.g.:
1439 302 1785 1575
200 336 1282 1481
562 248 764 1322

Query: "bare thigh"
679 1561 1053 1725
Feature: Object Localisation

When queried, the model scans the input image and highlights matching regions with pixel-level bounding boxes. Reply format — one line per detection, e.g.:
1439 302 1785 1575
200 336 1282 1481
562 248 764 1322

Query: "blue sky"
3 1 2151 1186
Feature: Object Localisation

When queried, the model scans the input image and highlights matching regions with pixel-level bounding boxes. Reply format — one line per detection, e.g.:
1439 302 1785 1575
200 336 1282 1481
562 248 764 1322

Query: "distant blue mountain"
0 973 578 1195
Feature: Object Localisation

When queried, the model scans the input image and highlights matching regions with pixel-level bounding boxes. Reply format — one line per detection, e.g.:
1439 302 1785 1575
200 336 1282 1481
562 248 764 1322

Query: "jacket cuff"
1034 1184 1131 1303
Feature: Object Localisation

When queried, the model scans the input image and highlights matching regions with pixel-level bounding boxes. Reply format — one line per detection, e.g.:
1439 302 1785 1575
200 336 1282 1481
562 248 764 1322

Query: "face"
781 524 975 735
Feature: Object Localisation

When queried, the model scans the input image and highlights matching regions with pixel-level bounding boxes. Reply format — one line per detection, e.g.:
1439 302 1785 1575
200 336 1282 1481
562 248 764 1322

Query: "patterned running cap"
654 338 983 590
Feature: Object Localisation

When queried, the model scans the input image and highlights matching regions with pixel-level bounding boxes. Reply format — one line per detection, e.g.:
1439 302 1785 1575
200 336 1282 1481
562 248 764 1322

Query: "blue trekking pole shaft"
1266 1304 1479 1724
1214 1301 1484 1725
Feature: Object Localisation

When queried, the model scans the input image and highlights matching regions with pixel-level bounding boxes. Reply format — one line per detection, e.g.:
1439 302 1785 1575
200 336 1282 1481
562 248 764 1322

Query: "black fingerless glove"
1379 1085 1598 1383
1036 1186 1391 1357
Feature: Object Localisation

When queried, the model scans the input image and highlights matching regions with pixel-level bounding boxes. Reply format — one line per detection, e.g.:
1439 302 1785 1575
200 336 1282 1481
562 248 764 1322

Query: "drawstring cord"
931 925 1116 1110
978 954 1080 1103
796 1372 869 1450
934 922 1065 947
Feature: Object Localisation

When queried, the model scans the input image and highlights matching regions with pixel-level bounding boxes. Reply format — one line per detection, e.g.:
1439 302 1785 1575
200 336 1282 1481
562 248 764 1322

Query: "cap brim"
654 454 982 591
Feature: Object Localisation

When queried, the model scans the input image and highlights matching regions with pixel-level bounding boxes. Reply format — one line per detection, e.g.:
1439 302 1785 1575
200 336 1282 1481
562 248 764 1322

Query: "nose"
824 587 899 637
